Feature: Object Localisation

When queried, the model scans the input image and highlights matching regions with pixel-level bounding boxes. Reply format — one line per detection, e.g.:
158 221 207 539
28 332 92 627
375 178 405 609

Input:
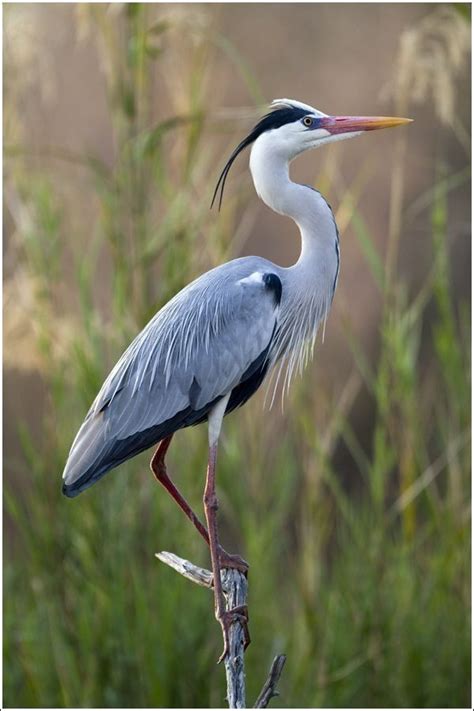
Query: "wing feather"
62 258 280 492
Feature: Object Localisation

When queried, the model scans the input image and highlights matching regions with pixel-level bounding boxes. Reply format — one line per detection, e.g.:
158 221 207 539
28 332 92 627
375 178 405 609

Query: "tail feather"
62 414 171 498
62 460 113 498
62 411 114 497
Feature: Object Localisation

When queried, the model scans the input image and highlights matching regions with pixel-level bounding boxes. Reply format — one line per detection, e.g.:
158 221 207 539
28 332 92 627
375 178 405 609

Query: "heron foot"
217 604 250 664
217 545 249 575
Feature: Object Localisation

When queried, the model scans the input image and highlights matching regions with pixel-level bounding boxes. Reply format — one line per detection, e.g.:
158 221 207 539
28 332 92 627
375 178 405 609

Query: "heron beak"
318 115 413 134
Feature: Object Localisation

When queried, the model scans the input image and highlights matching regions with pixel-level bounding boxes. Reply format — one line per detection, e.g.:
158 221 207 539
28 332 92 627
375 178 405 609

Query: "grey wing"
62 261 280 495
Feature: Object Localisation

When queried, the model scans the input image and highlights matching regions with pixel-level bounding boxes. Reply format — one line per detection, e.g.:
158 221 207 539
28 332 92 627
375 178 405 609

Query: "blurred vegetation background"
3 3 471 708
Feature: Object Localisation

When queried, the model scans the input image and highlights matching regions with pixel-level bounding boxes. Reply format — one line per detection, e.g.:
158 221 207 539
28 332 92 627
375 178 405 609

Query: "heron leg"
150 435 209 545
150 437 248 573
203 442 250 663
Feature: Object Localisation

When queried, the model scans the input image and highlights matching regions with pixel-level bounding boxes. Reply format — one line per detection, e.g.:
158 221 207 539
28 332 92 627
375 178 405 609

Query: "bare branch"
156 552 286 708
254 655 287 708
221 569 248 708
156 552 249 707
155 551 213 588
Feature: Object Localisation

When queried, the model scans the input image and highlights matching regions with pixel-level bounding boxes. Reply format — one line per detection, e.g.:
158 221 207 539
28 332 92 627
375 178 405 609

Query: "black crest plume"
211 105 308 210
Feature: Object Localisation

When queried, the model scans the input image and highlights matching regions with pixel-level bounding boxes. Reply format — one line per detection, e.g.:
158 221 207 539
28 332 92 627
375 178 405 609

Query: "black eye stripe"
211 106 308 210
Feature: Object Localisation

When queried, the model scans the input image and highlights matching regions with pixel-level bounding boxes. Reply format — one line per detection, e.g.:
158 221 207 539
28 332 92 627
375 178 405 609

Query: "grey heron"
62 98 411 661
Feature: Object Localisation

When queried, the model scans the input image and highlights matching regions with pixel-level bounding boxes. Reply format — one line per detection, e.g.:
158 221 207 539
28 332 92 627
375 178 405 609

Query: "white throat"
249 132 338 262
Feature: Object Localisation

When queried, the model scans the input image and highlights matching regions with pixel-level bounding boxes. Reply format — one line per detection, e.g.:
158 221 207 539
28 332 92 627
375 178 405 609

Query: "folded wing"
62 260 280 496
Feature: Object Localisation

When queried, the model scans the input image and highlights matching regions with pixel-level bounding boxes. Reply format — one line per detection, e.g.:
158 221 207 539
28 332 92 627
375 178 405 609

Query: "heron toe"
217 546 249 575
217 604 250 664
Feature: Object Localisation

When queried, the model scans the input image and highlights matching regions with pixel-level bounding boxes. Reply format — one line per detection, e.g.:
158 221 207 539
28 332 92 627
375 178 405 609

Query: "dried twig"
156 551 285 708
155 551 213 588
254 655 287 708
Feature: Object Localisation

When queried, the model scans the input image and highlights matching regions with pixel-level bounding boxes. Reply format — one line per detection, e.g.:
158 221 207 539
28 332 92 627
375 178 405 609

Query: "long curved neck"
249 134 338 266
249 134 340 390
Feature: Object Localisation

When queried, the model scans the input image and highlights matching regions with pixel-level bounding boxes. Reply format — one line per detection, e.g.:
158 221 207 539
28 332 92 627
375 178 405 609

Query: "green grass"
4 4 470 707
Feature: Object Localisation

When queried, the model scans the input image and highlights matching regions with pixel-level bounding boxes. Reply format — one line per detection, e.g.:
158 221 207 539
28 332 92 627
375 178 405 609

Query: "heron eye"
303 116 313 127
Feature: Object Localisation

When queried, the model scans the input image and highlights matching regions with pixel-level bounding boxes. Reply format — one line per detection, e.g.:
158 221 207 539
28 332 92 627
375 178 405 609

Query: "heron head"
211 98 412 209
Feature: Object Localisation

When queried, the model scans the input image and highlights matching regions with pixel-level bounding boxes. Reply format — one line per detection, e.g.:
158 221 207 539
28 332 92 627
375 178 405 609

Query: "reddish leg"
150 435 209 544
203 443 250 663
150 436 248 574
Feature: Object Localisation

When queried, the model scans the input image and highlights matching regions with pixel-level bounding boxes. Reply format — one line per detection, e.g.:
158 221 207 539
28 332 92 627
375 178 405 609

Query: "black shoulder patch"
263 272 282 305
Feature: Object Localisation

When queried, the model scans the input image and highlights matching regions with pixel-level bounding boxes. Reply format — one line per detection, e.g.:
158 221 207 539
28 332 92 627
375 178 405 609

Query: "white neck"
249 132 338 265
248 132 341 397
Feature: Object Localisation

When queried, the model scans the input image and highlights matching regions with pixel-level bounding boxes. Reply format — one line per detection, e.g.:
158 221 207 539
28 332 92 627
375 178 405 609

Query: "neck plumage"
249 135 338 267
249 134 340 395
